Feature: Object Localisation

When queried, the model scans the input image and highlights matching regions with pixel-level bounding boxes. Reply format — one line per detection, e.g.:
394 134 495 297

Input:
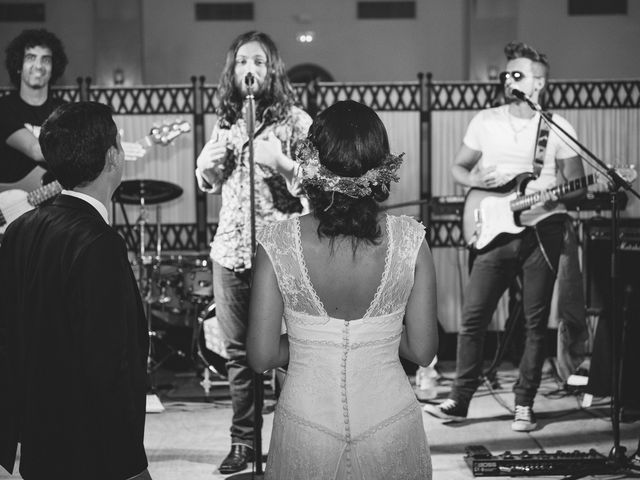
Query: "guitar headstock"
149 120 191 146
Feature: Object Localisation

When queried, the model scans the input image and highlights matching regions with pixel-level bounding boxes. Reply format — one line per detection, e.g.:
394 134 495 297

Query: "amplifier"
464 445 609 477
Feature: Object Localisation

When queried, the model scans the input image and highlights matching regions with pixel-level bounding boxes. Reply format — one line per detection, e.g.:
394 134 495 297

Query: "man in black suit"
0 102 152 479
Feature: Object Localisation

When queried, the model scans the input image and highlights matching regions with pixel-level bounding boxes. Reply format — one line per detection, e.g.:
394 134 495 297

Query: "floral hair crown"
294 139 404 199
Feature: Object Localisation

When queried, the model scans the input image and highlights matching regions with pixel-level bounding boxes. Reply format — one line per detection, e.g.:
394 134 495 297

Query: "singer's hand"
469 166 510 189
254 131 291 174
196 134 228 184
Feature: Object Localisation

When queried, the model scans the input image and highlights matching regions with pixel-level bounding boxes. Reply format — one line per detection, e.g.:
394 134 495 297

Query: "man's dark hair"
504 41 549 80
216 31 295 126
40 102 117 189
5 28 68 88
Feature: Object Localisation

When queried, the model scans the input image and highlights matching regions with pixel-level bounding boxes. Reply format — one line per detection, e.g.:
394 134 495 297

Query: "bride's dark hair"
304 100 391 251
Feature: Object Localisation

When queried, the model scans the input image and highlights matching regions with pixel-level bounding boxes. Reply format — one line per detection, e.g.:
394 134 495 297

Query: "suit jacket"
0 194 149 479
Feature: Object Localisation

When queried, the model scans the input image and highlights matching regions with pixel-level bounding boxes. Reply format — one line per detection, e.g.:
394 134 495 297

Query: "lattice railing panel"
202 83 309 114
428 82 501 111
89 86 194 114
429 220 465 247
427 79 640 111
316 82 420 111
0 86 81 102
202 86 219 114
116 223 219 253
51 86 81 103
545 81 640 109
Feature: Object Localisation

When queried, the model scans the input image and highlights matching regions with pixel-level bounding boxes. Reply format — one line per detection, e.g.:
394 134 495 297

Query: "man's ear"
105 146 118 171
533 76 546 93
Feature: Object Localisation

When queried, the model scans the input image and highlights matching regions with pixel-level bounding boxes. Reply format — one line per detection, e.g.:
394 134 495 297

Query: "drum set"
113 179 228 388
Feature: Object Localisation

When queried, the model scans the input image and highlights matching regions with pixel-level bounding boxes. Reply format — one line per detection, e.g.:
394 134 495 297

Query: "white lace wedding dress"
258 214 432 480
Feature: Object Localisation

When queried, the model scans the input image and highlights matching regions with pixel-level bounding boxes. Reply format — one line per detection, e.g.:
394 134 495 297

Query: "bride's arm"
399 240 438 367
248 244 290 373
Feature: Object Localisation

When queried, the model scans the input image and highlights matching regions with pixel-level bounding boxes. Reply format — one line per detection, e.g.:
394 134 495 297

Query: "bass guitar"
0 119 191 234
462 168 637 251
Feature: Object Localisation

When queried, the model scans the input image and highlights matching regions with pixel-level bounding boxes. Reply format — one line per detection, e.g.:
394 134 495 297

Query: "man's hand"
536 189 559 210
254 131 291 174
196 135 228 185
121 141 147 161
469 165 511 189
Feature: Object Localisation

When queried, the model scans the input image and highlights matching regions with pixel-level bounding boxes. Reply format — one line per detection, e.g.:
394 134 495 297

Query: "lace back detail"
258 220 324 316
258 215 426 320
366 215 426 317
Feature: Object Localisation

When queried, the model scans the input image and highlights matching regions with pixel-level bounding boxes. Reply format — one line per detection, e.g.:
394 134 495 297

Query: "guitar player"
0 29 68 192
424 41 587 432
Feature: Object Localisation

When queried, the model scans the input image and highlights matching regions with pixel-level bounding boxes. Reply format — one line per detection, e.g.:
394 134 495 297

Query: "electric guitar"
462 168 637 251
0 120 191 234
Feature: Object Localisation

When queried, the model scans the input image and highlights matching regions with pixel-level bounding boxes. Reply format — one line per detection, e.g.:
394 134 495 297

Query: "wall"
141 0 467 84
469 0 640 81
0 0 93 87
1 0 639 87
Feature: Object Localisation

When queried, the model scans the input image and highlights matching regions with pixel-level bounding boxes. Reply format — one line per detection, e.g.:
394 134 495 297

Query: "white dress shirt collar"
60 190 109 223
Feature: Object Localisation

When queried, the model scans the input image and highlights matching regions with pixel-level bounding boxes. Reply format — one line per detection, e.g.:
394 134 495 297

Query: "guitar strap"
532 113 552 178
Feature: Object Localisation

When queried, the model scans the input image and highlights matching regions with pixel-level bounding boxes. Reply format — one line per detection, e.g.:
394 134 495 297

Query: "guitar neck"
27 181 63 207
510 174 594 212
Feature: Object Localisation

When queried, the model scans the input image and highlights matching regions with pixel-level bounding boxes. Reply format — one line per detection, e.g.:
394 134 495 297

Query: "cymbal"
113 179 183 205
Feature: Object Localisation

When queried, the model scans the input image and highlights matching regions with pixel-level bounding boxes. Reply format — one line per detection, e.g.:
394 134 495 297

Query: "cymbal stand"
135 196 185 379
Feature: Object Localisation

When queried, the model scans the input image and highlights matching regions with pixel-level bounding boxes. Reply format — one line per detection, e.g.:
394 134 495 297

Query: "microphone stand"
516 90 640 474
245 80 264 477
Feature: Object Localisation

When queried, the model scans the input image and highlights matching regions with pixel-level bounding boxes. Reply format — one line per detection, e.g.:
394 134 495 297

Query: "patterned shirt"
196 105 312 271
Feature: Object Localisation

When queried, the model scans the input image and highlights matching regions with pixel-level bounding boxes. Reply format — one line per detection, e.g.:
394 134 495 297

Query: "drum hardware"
112 179 185 379
193 299 229 395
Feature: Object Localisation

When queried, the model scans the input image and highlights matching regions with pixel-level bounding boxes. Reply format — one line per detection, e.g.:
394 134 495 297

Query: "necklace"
506 110 537 142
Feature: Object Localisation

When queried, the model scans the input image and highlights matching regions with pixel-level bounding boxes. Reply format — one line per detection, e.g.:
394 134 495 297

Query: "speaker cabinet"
584 219 640 404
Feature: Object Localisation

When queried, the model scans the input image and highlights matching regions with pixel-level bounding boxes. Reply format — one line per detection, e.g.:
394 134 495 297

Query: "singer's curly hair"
5 29 68 88
215 31 295 127
504 41 549 80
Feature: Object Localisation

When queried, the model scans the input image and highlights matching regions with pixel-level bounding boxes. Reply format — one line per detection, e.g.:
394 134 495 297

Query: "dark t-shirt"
0 91 65 184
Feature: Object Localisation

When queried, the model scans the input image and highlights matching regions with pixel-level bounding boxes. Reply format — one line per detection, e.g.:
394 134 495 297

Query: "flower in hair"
294 139 404 198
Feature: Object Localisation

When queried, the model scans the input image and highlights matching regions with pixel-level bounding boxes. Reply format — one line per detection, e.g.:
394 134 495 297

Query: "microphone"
244 72 255 88
510 88 527 101
509 88 540 111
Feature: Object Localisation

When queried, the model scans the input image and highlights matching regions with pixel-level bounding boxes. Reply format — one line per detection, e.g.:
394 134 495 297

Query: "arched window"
287 63 334 84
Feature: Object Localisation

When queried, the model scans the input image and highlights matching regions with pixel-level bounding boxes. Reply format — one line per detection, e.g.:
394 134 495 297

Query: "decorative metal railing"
2 74 638 251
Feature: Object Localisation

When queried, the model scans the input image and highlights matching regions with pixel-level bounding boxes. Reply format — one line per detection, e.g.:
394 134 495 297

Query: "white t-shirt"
463 104 577 194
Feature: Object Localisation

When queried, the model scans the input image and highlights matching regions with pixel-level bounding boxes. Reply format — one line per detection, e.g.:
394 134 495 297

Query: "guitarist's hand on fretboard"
121 141 147 161
536 189 560 210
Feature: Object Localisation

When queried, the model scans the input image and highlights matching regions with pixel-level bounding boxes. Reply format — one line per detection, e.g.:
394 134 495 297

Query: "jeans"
213 262 263 447
451 216 565 407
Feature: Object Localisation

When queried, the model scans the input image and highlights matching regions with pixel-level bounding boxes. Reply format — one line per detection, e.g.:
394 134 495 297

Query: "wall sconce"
487 65 499 81
113 68 125 85
296 31 315 44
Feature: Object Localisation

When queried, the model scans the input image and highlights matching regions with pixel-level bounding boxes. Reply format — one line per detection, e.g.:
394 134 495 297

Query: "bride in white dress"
248 100 437 480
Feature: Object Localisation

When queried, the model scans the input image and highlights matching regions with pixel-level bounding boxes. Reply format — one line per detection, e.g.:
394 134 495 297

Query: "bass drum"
197 301 229 378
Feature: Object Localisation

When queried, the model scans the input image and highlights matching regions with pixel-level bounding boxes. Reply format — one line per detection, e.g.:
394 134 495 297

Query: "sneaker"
423 399 468 421
512 405 537 432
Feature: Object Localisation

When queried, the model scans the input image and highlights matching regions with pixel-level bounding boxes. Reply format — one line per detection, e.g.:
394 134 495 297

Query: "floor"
2 359 639 480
